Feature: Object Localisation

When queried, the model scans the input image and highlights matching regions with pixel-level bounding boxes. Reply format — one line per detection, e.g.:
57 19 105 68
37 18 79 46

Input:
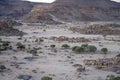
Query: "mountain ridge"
24 0 120 23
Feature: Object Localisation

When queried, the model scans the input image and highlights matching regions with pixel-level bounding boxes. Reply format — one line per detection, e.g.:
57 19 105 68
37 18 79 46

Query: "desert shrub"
35 38 44 43
2 41 10 47
73 46 84 53
0 65 6 70
81 44 88 48
41 76 52 80
72 46 79 51
101 48 108 54
81 44 88 51
29 49 38 56
106 75 120 80
50 45 56 48
0 41 11 51
62 44 70 49
16 42 25 50
88 45 97 52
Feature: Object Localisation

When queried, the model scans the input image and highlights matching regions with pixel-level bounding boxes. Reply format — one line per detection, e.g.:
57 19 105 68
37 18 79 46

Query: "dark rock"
18 75 32 80
10 61 26 66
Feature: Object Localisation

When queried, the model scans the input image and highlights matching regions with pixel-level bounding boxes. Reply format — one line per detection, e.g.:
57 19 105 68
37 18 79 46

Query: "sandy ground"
0 22 120 80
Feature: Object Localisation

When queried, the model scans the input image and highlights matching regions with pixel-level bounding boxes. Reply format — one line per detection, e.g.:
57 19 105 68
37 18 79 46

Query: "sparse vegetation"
101 48 108 54
35 38 44 44
101 48 108 57
29 49 38 56
0 41 11 51
0 65 6 71
41 76 52 80
72 44 97 53
50 45 56 48
72 46 84 53
88 45 97 53
106 75 120 80
81 44 88 51
16 42 25 50
62 44 70 49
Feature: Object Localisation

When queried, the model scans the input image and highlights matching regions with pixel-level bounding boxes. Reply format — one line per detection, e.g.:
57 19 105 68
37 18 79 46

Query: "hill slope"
0 0 43 19
24 0 120 23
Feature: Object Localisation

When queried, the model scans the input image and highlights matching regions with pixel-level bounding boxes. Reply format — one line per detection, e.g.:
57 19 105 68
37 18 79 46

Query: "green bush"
35 38 44 43
41 76 52 80
29 49 38 56
101 48 108 54
106 75 120 80
2 41 10 47
72 46 84 53
72 46 79 51
0 41 11 51
81 44 88 48
62 44 70 49
0 65 6 70
50 45 56 48
16 42 25 50
74 46 84 53
88 45 97 52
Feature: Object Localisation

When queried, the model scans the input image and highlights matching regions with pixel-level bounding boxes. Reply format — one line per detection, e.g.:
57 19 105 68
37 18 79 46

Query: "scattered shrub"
101 48 108 54
106 75 120 80
0 65 6 70
16 42 25 50
72 46 84 53
35 38 44 43
29 49 38 56
41 76 52 80
62 44 70 49
50 45 56 48
72 46 79 51
88 45 97 52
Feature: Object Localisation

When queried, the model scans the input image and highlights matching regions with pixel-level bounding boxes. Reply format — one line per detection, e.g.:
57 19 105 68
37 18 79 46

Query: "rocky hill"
0 18 24 36
24 0 120 23
0 0 44 19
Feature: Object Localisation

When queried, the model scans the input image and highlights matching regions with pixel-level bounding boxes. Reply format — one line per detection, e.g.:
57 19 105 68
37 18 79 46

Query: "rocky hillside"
0 0 44 19
24 0 120 23
0 18 24 36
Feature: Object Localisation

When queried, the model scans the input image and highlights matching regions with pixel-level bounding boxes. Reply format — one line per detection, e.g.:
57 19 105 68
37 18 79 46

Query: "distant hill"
24 0 120 23
0 0 44 19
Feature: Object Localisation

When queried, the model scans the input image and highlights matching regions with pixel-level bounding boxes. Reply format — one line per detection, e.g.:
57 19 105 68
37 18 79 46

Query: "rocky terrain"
0 23 120 80
0 0 120 23
0 18 24 36
24 0 120 23
0 0 45 19
70 23 120 35
0 0 120 80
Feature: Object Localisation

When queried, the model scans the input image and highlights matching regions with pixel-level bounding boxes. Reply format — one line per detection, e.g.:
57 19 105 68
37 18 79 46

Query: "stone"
18 75 32 80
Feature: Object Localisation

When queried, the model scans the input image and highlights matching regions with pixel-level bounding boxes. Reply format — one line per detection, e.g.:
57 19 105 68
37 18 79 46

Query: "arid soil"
0 22 120 80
